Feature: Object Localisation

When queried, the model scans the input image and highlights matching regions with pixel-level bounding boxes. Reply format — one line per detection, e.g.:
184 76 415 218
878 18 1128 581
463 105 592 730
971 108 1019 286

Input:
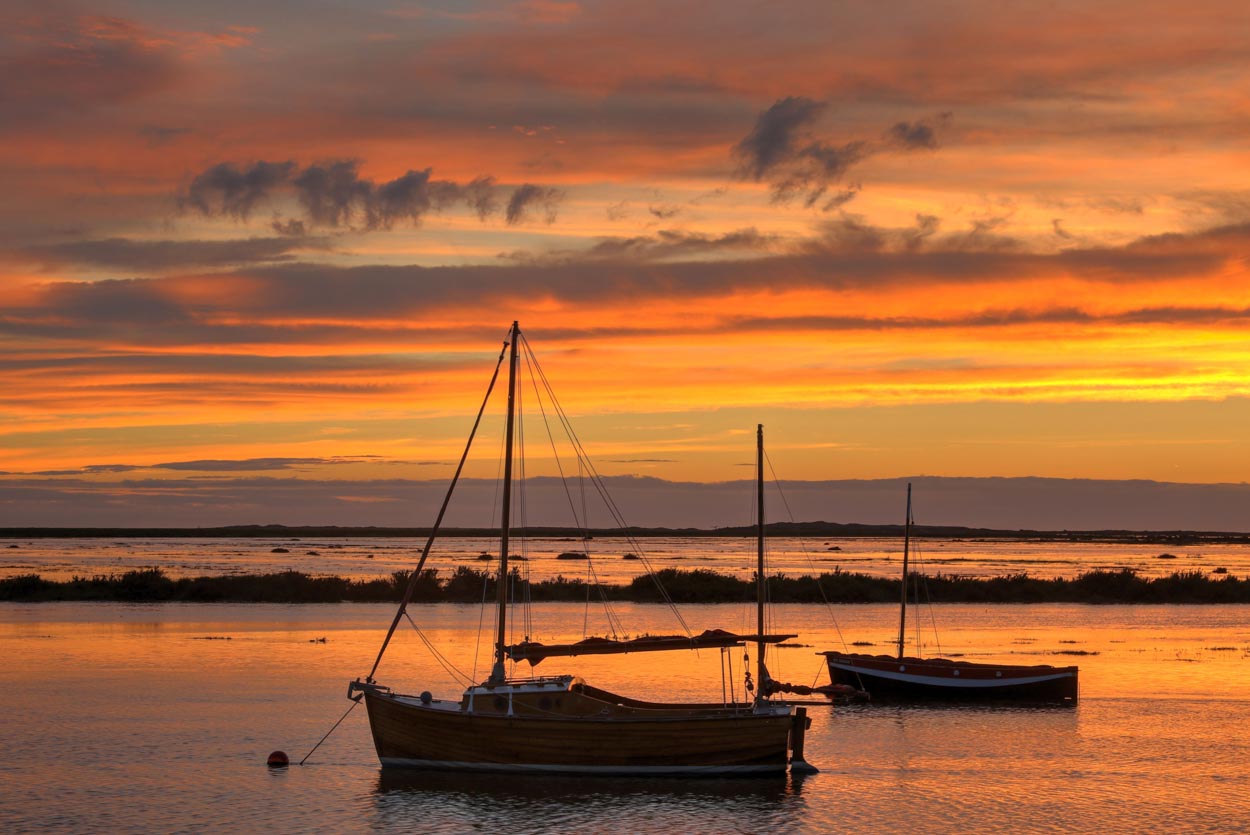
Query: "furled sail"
507 628 796 665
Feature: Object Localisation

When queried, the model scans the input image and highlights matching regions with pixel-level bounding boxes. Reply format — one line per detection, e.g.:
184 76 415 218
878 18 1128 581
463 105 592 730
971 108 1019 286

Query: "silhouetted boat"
351 323 816 774
821 484 1079 703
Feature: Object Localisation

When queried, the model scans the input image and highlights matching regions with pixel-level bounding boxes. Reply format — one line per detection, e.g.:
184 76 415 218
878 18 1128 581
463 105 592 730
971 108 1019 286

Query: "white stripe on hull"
827 664 1075 689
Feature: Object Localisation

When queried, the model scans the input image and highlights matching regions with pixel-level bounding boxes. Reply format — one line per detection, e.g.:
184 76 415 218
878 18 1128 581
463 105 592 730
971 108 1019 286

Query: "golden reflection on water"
1 602 1248 832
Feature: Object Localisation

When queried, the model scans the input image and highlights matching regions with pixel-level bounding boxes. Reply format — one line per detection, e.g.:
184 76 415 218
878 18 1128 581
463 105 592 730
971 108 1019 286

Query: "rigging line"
519 340 623 638
490 415 505 533
809 659 826 690
913 572 923 656
764 448 850 652
514 360 530 647
583 549 623 638
582 560 591 638
298 698 360 766
522 350 670 610
366 338 509 683
521 340 591 538
720 647 727 706
911 525 943 657
580 458 589 537
509 416 519 669
405 612 472 686
521 353 651 573
471 571 490 682
573 462 690 633
523 555 534 646
519 334 690 637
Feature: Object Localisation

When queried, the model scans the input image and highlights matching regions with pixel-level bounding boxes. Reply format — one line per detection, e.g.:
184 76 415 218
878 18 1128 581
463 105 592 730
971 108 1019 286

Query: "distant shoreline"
2 566 1246 604
3 523 1249 544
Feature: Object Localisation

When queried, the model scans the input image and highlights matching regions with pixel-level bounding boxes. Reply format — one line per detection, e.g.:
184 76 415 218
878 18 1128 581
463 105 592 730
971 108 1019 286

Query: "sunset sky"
4 1 1250 526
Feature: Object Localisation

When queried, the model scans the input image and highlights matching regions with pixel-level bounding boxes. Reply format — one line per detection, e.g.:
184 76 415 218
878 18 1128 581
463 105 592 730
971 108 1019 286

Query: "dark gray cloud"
888 120 939 150
19 236 329 271
183 161 298 220
460 176 500 220
182 159 557 230
733 97 942 209
292 161 373 227
733 96 828 181
506 184 564 224
293 162 500 229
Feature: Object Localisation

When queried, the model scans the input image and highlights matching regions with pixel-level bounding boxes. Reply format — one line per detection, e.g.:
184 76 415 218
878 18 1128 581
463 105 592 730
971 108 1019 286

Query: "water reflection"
3 602 1249 833
372 769 807 833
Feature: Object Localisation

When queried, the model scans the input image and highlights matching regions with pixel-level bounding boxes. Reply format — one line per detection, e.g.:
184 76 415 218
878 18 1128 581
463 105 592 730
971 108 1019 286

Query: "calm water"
2 600 1248 833
2 535 1245 583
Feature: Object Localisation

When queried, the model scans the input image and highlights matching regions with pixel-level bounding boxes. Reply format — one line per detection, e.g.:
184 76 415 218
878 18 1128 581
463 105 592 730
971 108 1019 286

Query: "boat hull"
362 684 795 775
823 652 1079 704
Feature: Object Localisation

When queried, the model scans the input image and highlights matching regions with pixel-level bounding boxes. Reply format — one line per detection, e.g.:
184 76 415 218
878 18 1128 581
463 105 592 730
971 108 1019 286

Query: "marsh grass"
2 566 1248 604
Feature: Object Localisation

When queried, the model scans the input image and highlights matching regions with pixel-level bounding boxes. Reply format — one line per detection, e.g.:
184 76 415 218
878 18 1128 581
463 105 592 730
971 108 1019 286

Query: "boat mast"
896 482 912 660
756 423 766 701
489 321 521 684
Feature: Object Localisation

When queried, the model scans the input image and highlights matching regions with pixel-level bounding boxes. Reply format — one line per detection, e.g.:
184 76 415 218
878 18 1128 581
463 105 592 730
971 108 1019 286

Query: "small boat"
350 323 815 774
821 484 1079 704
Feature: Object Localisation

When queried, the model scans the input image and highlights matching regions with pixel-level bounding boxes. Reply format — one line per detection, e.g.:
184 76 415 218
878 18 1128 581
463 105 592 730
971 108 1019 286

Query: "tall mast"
896 482 912 660
756 423 766 700
489 321 520 683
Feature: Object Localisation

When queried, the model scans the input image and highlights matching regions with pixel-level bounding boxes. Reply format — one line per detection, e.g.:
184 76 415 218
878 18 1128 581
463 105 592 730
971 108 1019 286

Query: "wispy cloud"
16 236 331 271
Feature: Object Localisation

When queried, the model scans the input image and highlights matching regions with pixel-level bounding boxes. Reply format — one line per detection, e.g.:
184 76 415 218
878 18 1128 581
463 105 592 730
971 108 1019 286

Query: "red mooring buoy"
267 750 290 768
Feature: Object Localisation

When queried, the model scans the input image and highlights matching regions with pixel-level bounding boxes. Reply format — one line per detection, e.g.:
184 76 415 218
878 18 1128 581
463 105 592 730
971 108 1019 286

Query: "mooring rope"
406 612 472 686
298 698 361 766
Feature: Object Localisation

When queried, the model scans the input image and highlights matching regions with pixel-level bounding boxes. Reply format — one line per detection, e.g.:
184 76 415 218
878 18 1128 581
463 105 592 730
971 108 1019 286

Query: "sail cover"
507 628 797 665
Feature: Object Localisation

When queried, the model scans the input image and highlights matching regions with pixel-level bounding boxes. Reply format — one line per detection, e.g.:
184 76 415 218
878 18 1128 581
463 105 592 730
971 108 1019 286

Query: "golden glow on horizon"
5 1 1250 498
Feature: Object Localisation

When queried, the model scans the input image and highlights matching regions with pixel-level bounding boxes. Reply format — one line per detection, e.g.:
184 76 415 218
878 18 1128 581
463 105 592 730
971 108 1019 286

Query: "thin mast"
756 423 766 700
490 321 520 683
896 482 912 660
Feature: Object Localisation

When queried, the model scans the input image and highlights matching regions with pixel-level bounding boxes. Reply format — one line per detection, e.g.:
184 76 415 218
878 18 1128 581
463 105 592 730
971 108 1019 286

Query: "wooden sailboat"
821 484 1079 703
350 323 814 774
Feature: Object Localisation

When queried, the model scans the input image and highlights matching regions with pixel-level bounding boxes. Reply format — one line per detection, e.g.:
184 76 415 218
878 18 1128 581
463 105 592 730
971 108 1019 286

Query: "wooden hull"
824 652 1079 704
361 680 795 775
